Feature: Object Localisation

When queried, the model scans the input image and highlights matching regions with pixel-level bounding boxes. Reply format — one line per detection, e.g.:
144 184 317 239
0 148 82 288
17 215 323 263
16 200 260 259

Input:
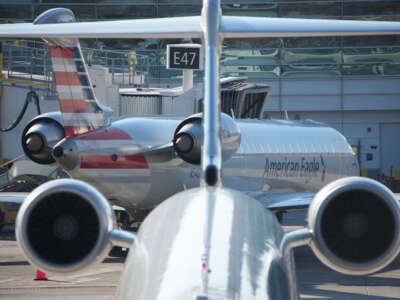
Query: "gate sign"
167 44 203 70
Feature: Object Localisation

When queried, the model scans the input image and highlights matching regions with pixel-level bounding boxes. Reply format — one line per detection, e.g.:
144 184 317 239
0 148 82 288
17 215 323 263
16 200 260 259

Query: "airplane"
0 3 372 222
2 0 400 299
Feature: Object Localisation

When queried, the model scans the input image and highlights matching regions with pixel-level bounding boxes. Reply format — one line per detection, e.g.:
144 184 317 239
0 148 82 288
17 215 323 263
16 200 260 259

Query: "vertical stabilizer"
34 8 112 137
201 0 222 187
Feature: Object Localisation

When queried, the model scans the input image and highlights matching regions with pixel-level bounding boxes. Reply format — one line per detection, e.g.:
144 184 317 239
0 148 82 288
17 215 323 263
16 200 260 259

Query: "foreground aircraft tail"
34 8 112 137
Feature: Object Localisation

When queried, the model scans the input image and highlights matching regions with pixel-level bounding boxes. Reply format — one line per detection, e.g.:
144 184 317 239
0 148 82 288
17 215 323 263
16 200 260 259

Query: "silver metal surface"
118 187 289 300
16 179 116 273
173 113 240 165
0 192 28 204
280 228 313 300
22 114 65 165
0 17 203 39
280 228 312 258
53 138 79 170
220 16 400 38
109 229 137 249
55 115 358 211
34 8 77 48
201 0 223 186
307 176 400 275
174 118 203 165
2 15 400 40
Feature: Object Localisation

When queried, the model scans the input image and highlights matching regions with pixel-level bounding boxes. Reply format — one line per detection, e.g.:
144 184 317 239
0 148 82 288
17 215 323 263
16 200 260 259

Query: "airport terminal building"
0 0 400 180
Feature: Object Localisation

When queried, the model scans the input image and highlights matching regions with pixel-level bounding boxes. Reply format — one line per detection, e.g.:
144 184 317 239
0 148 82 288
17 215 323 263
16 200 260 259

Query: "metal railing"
0 39 150 90
3 39 400 89
82 47 150 87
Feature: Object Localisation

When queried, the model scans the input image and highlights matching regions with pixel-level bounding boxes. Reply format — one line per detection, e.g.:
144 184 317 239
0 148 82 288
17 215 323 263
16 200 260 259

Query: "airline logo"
73 127 149 170
320 155 326 182
263 156 328 180
263 157 320 178
49 45 105 137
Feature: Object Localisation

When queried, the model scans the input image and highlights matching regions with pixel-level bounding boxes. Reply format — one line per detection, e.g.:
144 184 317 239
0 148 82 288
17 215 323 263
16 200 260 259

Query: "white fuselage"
118 187 293 300
66 117 359 211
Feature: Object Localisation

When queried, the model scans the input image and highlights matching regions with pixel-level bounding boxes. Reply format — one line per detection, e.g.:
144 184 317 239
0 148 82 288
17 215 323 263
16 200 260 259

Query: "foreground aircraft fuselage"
23 112 358 211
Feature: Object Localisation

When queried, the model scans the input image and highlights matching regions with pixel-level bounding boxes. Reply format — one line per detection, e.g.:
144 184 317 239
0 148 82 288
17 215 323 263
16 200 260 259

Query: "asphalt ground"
0 209 399 299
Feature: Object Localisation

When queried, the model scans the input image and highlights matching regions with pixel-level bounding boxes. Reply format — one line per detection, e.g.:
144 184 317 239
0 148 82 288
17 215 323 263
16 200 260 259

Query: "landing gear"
109 207 150 257
109 246 127 257
128 208 151 226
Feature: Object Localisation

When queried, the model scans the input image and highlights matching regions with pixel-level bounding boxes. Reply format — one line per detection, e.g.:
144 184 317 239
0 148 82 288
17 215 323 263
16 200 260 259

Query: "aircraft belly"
72 164 189 209
141 168 186 208
223 154 259 191
118 188 290 300
70 152 356 210
70 168 152 208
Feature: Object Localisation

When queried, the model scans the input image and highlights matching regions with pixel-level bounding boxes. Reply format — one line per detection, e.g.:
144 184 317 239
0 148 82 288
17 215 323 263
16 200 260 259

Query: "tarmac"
0 209 399 300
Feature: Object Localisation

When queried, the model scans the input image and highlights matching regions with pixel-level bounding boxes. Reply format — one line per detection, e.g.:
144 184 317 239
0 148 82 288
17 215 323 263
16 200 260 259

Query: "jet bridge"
220 77 270 119
198 77 270 119
120 77 270 119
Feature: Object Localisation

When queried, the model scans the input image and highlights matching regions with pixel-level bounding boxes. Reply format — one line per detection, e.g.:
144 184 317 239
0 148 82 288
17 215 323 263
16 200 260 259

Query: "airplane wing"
0 16 400 39
0 193 27 204
396 194 400 202
246 191 314 211
0 16 202 39
253 191 400 211
220 16 400 38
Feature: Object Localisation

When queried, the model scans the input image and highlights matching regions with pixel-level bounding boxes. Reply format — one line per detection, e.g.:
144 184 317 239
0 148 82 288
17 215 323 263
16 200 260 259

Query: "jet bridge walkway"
198 77 271 119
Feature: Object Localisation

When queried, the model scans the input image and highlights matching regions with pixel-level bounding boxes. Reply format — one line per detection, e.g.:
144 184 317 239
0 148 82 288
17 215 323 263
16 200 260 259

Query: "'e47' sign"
167 44 203 70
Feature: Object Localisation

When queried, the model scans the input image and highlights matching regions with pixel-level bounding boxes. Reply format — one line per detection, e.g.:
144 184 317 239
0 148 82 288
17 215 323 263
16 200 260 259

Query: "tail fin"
34 8 112 137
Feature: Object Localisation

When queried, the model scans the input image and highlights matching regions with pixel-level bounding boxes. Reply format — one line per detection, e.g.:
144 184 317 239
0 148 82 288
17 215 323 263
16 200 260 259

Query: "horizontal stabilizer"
140 142 174 155
1 16 400 39
117 142 174 164
0 192 27 204
0 17 202 39
253 191 400 211
220 16 400 38
248 191 314 211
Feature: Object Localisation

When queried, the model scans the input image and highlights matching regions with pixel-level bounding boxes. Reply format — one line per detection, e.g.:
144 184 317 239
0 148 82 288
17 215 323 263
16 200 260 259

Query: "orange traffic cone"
34 269 48 281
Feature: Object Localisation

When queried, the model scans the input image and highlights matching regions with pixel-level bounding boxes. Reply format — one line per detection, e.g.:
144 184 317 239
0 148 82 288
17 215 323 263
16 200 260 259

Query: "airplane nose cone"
25 134 44 153
175 133 194 153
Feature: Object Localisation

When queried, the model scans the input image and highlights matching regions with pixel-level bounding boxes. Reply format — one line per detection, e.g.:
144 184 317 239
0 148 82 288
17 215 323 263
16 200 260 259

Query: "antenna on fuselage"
201 0 222 187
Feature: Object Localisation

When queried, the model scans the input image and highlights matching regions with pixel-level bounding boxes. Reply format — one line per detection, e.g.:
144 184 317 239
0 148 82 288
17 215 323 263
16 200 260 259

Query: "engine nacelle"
308 177 400 275
22 112 65 165
173 113 241 164
16 179 116 273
